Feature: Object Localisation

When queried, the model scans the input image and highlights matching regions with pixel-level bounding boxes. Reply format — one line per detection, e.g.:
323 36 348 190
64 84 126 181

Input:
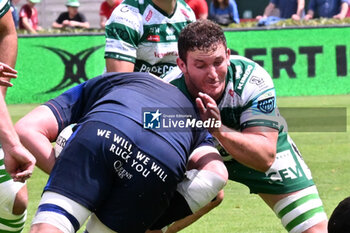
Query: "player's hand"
0 62 17 87
196 92 222 133
3 145 36 182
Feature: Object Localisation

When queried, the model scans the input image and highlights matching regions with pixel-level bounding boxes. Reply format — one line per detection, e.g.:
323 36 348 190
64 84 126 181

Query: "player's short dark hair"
178 19 227 63
328 196 350 233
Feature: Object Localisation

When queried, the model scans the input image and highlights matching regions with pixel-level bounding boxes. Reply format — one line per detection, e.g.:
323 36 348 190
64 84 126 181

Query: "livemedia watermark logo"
143 108 221 131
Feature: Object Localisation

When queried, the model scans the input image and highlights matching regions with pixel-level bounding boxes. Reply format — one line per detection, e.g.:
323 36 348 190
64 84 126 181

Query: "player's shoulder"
228 55 274 99
0 0 10 16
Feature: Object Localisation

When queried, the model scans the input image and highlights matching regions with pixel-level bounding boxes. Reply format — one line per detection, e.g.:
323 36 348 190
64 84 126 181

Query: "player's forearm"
0 97 21 150
0 12 17 68
16 128 55 174
212 125 277 172
15 105 59 174
0 11 18 96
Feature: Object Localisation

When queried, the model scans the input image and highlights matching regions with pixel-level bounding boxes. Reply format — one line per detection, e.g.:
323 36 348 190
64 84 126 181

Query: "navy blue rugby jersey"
44 72 213 173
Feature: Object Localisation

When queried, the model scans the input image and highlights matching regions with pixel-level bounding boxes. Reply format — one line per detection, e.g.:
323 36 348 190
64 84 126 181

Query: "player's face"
179 43 230 101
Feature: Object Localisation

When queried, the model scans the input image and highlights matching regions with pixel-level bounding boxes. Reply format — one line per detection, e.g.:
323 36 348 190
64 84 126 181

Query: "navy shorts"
45 120 181 233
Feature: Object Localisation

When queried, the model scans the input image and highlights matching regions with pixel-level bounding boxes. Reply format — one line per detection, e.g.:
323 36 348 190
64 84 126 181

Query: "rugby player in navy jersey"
15 72 227 233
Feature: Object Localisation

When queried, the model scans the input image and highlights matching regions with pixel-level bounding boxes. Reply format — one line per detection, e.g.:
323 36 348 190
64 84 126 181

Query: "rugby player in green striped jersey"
160 19 328 233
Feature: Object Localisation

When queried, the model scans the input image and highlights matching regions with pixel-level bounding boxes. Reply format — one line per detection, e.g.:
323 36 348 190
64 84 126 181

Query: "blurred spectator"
52 0 90 29
19 0 42 34
99 0 122 29
10 0 20 28
305 0 349 20
256 0 305 21
209 0 240 26
185 0 208 19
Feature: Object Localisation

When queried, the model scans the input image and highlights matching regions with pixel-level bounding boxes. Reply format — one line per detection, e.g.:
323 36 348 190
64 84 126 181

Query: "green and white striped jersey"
0 0 10 18
105 0 196 76
164 55 314 194
164 55 288 132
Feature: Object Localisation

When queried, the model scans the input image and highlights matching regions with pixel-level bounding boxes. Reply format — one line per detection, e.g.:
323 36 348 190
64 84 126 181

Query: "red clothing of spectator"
19 3 38 30
185 0 208 19
100 0 122 19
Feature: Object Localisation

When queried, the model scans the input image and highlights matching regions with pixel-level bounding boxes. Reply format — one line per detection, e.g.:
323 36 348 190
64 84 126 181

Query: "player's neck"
152 0 176 15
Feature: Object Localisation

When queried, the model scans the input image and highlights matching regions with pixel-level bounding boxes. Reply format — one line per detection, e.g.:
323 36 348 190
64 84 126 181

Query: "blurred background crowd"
10 0 350 34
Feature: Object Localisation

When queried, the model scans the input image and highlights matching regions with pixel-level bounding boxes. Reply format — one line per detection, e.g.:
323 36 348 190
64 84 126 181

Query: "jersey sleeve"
0 0 10 17
239 64 282 130
104 3 142 63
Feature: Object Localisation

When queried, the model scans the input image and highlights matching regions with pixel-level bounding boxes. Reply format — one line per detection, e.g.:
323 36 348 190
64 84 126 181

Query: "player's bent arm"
0 95 35 180
15 105 59 174
0 10 18 96
165 190 224 233
148 146 227 232
105 58 135 73
212 125 278 172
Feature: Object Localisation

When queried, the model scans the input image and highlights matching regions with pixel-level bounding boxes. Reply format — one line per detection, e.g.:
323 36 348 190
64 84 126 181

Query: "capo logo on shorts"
143 109 162 129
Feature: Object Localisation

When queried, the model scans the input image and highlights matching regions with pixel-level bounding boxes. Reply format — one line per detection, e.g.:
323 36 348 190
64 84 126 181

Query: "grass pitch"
8 95 350 233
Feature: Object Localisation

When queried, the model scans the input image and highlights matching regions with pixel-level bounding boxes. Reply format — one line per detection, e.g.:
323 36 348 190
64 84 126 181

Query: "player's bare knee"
13 185 28 215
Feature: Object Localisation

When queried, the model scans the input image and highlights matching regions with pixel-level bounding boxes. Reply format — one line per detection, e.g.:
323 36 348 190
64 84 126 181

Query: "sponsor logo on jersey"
139 63 174 75
237 65 253 90
120 5 130 13
257 97 275 113
147 35 160 42
249 76 264 86
145 10 153 22
166 35 176 40
228 89 234 97
154 51 178 58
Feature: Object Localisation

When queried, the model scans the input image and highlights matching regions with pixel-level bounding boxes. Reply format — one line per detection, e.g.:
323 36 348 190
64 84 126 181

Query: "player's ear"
226 48 231 65
177 57 187 73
